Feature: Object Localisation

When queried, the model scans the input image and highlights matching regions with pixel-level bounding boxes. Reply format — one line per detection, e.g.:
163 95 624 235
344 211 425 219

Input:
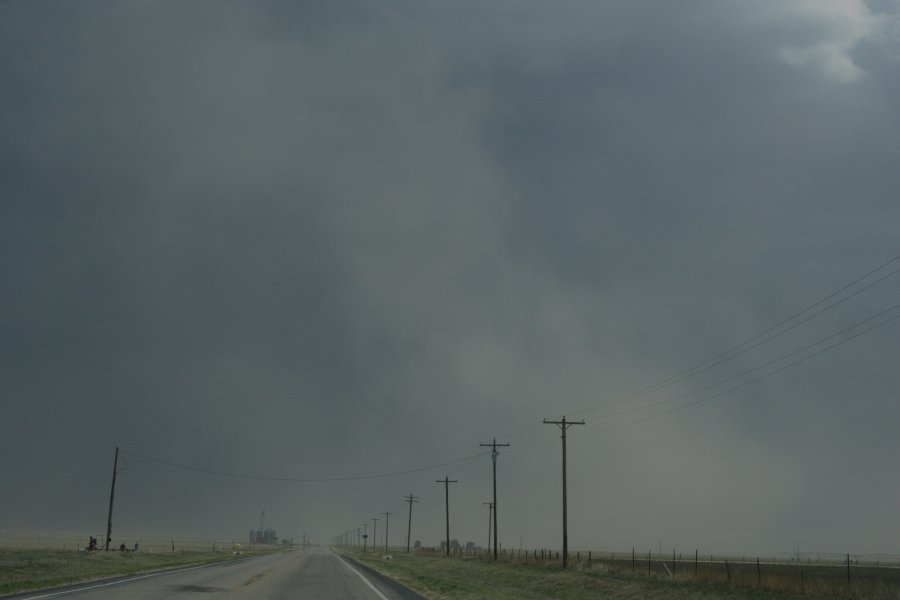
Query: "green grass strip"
0 548 278 595
344 551 826 600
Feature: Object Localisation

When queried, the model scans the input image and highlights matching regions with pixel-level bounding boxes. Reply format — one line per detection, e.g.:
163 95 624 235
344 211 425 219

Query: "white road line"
337 556 391 600
19 561 224 599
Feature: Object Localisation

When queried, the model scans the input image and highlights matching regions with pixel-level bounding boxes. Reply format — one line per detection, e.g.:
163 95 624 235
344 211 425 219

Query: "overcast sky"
2 0 899 557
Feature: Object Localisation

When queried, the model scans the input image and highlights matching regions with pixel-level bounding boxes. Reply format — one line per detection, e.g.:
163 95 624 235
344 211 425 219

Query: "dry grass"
0 544 285 595
343 549 900 600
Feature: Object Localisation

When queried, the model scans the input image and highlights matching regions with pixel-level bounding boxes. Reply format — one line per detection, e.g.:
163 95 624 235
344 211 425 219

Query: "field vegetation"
0 542 283 596
344 548 900 600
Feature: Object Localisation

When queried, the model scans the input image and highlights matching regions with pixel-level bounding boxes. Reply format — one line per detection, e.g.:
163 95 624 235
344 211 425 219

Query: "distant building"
249 529 277 545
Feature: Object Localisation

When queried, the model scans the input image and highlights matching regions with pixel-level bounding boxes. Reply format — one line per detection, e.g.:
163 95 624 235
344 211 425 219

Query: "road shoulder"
338 554 426 600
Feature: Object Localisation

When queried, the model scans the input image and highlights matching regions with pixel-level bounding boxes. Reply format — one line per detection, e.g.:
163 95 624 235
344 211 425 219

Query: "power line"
578 307 900 435
120 449 487 483
565 255 900 418
586 301 900 424
515 300 900 451
499 419 544 441
118 255 900 502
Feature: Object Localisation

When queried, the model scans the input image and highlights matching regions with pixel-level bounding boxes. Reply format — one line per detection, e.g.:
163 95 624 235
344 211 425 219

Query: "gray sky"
2 1 899 557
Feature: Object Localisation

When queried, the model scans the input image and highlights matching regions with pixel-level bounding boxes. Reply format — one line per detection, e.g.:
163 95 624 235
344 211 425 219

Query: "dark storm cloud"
2 0 899 554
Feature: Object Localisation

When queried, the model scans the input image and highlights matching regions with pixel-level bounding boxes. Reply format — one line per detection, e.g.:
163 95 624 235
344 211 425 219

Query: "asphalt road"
11 547 424 600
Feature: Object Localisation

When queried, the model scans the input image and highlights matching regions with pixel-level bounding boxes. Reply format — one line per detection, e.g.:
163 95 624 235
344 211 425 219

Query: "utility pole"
105 447 120 551
404 494 419 553
362 523 368 553
479 438 509 560
483 502 493 554
435 477 458 556
383 512 393 552
372 517 379 554
543 416 585 568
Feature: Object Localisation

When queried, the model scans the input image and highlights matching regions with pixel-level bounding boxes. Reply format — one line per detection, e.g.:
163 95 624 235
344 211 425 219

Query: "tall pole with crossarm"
479 438 509 560
404 494 419 553
435 476 458 556
372 517 379 553
543 416 585 568
383 512 392 552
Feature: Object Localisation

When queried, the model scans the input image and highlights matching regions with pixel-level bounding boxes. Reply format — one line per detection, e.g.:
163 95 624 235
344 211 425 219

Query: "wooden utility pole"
404 494 419 553
483 502 493 555
435 477 458 556
479 438 509 560
383 512 393 552
543 416 585 568
372 517 379 553
105 446 119 551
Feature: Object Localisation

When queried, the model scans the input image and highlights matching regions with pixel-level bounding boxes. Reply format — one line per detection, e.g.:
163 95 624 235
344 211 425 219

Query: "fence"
408 545 900 598
0 532 242 553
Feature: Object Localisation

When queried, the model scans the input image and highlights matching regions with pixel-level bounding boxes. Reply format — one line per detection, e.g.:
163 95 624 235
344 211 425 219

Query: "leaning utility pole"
404 494 419 553
435 477 458 556
479 438 509 560
383 512 393 552
105 446 119 551
543 416 585 568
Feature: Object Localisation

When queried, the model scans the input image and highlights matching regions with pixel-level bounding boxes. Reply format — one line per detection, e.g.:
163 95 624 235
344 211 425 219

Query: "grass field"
344 549 900 600
0 546 282 596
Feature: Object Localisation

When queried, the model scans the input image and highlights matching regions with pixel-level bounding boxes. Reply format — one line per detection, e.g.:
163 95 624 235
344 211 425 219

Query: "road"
11 547 424 600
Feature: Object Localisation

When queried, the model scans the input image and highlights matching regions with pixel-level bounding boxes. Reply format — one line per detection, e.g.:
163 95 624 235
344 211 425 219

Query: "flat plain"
0 546 276 596
345 549 900 600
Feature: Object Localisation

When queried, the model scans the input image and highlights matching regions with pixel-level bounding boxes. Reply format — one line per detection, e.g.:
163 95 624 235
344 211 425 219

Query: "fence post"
648 550 651 576
588 551 591 568
756 557 761 586
694 549 698 577
672 548 676 576
725 560 731 583
632 547 635 573
847 553 850 589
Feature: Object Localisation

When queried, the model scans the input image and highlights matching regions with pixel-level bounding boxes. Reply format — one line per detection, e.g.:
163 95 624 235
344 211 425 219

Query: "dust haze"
2 1 899 556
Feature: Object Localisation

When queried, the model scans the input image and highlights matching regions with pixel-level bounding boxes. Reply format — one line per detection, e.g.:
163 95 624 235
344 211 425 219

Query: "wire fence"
0 532 248 553
390 544 900 598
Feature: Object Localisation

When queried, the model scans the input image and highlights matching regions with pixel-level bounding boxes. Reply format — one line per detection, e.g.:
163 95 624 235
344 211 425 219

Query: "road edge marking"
337 555 391 600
